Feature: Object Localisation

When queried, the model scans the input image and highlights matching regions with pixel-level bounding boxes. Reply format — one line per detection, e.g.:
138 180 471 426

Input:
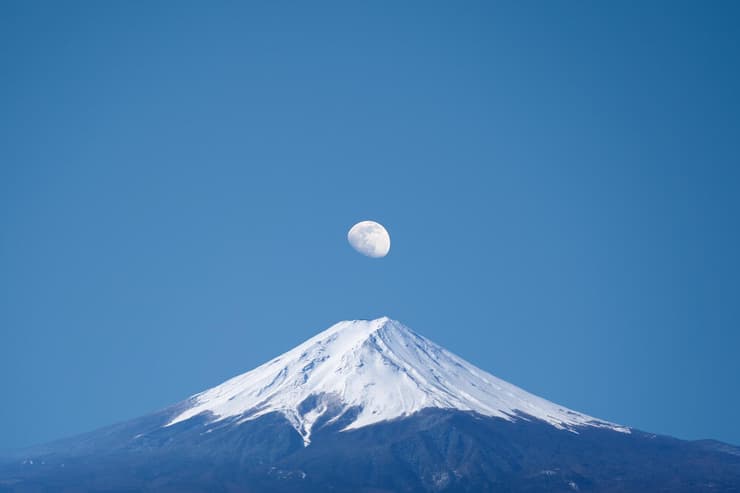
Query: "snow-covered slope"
167 317 628 444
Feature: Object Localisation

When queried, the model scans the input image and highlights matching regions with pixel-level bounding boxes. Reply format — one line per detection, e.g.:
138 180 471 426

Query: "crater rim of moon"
347 220 391 258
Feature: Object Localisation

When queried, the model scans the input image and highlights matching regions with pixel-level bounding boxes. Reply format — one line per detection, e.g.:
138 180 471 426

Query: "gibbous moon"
347 221 391 258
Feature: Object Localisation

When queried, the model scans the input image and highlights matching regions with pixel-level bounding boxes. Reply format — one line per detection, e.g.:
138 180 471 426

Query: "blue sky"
1 2 739 450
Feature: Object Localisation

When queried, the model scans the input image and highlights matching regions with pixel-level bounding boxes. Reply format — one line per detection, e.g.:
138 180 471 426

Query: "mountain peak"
166 318 628 445
317 316 400 341
322 316 404 337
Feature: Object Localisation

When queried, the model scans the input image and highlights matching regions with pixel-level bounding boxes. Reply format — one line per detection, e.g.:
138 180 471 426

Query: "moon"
347 221 391 258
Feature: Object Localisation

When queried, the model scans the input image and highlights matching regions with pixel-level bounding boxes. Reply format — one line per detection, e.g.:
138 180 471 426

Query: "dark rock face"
2 409 739 493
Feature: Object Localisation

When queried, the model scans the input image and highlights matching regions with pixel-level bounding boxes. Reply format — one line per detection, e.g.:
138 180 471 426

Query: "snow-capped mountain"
168 317 627 444
2 317 739 493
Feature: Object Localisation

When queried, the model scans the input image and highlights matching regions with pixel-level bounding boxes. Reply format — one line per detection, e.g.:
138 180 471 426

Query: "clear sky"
1 2 739 451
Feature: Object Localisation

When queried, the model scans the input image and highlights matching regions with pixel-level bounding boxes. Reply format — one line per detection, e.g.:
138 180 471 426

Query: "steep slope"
166 317 628 444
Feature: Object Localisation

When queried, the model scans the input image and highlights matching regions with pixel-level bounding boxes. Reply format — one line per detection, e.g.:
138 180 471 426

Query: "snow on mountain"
167 317 629 444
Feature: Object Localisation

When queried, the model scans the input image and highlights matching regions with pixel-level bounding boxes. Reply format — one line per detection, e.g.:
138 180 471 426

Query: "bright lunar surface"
347 221 391 258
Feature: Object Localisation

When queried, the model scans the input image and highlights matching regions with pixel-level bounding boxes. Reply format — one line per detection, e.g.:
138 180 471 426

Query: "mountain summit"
2 317 739 493
168 317 627 444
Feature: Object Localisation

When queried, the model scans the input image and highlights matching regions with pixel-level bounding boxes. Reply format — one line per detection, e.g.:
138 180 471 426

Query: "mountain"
166 317 628 444
1 317 739 493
